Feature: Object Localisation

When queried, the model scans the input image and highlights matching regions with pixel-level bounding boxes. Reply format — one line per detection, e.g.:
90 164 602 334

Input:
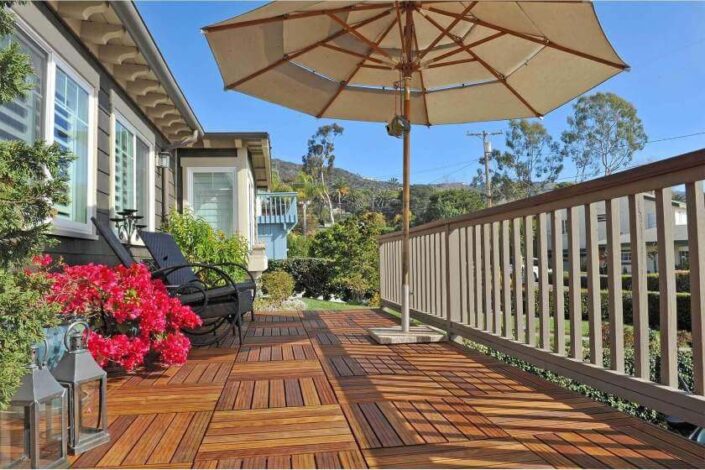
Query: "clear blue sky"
137 2 705 184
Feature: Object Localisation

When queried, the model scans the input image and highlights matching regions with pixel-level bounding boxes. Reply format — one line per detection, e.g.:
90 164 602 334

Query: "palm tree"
332 178 349 208
293 171 320 235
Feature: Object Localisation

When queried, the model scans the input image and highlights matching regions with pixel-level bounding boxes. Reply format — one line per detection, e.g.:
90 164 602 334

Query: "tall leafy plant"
161 209 249 282
0 2 73 409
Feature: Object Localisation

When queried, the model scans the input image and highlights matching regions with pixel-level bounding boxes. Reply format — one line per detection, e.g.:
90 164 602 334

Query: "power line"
646 131 705 144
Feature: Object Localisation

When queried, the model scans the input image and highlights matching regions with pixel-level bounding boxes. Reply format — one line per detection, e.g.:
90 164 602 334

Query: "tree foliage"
495 119 563 200
0 2 71 410
418 188 484 225
561 92 647 180
302 124 343 225
309 212 385 301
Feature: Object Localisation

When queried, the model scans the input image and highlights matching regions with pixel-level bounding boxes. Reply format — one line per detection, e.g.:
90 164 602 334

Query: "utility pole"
467 130 502 207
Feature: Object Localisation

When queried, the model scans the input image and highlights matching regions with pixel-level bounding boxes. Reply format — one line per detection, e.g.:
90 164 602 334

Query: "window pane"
135 138 150 222
192 172 234 235
114 121 134 214
0 29 46 143
54 68 89 224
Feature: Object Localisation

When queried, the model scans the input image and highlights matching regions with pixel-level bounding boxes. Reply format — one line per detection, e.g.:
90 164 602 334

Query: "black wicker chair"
91 217 254 345
139 230 256 344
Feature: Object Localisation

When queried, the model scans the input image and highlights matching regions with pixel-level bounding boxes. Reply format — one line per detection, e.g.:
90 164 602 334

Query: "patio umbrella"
203 1 627 335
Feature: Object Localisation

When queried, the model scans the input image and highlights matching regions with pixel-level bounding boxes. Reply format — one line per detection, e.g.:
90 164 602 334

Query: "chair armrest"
152 263 239 294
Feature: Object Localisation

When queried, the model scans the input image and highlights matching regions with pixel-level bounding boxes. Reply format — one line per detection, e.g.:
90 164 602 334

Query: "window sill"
51 225 99 241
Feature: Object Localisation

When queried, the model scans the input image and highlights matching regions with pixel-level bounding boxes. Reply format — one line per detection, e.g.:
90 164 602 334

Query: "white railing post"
656 188 677 387
686 181 705 395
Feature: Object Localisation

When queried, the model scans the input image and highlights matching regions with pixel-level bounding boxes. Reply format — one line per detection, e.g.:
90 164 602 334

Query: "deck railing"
379 149 705 427
257 191 298 226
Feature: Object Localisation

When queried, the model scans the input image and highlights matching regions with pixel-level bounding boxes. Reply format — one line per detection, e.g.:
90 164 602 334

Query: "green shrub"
269 257 335 299
161 209 249 282
286 232 310 258
260 271 294 304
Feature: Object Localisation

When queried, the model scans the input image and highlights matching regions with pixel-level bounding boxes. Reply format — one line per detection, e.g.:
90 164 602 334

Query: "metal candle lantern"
51 321 110 454
0 345 68 468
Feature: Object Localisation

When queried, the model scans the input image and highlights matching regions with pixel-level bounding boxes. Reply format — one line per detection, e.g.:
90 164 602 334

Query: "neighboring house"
3 1 271 271
547 192 688 273
257 192 298 260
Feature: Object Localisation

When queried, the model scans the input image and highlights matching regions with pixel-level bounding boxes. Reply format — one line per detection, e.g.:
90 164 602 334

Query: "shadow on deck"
70 309 704 469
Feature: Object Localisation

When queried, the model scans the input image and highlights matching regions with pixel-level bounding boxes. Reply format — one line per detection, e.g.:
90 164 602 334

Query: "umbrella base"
368 325 447 345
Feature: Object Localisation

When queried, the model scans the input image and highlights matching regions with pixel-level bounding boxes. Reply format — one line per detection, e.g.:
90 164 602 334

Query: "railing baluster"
585 202 602 365
567 206 582 360
628 193 649 379
379 244 386 301
492 221 502 334
552 210 565 355
483 223 492 332
441 230 449 319
525 215 535 346
606 198 624 372
538 213 550 350
685 181 705 394
475 225 483 329
434 232 445 317
513 217 524 342
467 226 475 327
459 227 468 324
502 220 512 338
656 188 677 387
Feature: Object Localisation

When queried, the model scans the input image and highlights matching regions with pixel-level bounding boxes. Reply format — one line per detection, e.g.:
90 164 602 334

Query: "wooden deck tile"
107 384 223 415
231 359 322 380
72 310 700 470
196 405 357 461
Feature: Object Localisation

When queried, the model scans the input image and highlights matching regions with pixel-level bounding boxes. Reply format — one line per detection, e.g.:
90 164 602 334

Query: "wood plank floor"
71 310 704 469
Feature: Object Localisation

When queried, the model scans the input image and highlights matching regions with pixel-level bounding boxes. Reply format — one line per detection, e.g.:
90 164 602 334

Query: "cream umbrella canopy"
204 1 627 334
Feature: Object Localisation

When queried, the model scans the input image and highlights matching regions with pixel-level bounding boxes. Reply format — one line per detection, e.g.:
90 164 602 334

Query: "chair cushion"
178 283 255 312
178 285 237 305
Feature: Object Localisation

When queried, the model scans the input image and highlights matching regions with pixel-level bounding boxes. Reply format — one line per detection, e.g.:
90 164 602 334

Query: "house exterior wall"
8 2 176 266
177 147 259 247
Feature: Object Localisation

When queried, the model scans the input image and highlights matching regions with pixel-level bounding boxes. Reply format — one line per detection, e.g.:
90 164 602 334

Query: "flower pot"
37 323 70 370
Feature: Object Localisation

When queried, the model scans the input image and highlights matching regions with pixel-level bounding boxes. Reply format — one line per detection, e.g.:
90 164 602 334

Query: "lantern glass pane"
37 397 63 466
0 406 29 467
78 380 102 437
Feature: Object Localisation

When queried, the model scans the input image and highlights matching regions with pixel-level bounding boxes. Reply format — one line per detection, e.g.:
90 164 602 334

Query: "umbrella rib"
421 5 628 71
225 9 394 89
416 7 542 117
204 3 394 32
321 43 387 65
423 31 504 66
426 57 477 69
316 14 399 118
417 1 477 62
327 13 394 61
411 12 431 126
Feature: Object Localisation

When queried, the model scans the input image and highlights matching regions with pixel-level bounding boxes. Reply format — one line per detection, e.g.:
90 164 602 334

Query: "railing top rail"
257 191 298 197
380 148 705 242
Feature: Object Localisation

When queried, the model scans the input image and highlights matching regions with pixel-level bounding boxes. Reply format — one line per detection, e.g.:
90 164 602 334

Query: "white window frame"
185 167 238 236
11 16 98 239
110 109 156 240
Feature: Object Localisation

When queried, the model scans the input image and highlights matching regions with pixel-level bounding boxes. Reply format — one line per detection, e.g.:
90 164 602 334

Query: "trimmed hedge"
268 257 336 299
534 288 692 331
555 270 691 293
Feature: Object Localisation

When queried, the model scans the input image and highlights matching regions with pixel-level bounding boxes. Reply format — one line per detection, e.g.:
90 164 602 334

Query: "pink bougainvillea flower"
48 262 202 371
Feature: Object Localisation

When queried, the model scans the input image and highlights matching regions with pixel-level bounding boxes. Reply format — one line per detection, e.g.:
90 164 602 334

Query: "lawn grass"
301 297 368 311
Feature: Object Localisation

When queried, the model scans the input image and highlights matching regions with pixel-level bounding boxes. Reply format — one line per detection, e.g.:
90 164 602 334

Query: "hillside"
272 158 470 192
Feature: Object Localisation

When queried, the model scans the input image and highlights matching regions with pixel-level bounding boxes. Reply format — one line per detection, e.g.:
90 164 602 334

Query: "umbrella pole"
401 74 411 333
